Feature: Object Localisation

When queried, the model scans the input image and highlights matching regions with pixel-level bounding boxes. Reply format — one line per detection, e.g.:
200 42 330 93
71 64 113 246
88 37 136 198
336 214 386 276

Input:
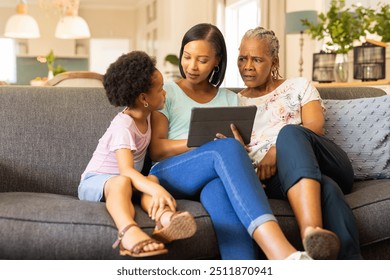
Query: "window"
0 38 16 84
89 39 130 74
223 0 260 87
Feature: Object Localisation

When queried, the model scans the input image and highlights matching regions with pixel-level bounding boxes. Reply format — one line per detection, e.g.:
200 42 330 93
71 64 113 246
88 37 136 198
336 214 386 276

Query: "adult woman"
149 23 312 260
229 26 362 259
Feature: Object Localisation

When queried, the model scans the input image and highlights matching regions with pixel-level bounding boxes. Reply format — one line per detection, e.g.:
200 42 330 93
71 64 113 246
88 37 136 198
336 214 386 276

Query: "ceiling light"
4 0 40 39
54 0 91 39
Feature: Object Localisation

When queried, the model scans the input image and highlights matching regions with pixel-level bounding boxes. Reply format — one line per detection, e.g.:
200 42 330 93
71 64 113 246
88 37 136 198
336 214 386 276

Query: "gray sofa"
0 85 389 260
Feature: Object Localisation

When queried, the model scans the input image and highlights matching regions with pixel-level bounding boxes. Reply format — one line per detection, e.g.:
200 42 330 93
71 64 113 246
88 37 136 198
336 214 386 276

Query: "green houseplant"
42 50 66 79
354 3 390 43
301 0 366 82
374 4 390 42
301 0 364 54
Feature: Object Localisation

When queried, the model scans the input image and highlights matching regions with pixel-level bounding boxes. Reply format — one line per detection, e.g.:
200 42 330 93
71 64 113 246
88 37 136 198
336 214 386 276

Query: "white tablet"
187 106 257 147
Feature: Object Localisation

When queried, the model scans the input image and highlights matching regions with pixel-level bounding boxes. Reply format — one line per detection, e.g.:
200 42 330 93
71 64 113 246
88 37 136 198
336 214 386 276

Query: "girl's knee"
105 175 132 195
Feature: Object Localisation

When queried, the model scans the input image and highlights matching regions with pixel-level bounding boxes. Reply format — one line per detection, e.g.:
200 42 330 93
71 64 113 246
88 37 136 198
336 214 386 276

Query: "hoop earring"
208 65 220 85
144 102 149 108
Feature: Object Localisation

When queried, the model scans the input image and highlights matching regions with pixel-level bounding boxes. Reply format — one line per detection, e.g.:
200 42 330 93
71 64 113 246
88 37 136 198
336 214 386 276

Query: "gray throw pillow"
323 95 390 180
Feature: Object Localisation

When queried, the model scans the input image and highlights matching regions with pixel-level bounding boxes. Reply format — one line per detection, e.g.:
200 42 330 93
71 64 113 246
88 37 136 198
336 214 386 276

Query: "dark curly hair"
103 51 156 107
178 23 227 87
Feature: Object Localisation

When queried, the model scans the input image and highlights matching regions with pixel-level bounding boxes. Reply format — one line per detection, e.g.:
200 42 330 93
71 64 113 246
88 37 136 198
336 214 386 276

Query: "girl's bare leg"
141 175 175 226
104 175 164 252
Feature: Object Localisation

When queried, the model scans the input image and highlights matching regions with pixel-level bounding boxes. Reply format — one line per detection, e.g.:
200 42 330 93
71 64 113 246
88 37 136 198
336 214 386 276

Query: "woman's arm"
149 111 191 162
301 100 325 136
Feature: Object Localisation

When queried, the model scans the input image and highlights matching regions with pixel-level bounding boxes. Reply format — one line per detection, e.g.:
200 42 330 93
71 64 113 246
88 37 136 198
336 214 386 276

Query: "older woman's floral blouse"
238 77 325 163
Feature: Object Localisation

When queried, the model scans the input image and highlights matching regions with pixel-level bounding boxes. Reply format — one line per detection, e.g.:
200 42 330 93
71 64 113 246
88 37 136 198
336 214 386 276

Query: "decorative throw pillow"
323 95 390 180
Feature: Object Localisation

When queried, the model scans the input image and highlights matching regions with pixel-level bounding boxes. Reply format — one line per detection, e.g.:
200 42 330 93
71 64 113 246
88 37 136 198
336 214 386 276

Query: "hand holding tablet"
187 106 257 147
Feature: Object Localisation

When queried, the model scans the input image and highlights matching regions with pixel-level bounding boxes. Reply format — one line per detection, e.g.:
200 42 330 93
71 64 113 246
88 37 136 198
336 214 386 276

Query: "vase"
48 70 54 80
333 53 349 82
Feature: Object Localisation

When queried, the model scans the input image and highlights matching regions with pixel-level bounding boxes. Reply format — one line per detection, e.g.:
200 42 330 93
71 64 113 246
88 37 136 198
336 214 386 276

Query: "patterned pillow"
323 95 390 180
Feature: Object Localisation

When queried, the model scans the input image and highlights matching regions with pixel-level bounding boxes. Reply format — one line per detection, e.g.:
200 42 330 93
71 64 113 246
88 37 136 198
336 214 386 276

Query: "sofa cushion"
0 192 219 259
323 95 390 180
347 179 390 250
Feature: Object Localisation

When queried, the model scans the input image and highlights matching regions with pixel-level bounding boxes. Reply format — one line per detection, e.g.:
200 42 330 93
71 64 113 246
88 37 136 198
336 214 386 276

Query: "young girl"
149 23 312 260
78 51 196 258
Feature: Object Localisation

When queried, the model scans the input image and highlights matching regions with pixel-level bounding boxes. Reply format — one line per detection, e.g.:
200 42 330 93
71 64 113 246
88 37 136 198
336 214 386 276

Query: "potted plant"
301 0 365 82
46 49 55 79
38 49 66 79
302 0 364 54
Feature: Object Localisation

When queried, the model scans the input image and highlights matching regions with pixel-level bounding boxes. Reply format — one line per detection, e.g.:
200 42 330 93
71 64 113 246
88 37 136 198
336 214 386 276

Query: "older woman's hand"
255 145 277 181
215 124 251 152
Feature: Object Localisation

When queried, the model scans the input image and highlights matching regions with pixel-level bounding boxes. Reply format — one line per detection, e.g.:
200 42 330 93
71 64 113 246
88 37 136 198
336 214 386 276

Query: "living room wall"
1 0 389 85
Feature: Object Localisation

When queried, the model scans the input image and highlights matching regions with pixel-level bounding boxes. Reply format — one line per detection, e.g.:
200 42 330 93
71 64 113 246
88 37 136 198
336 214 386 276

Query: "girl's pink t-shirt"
81 112 151 180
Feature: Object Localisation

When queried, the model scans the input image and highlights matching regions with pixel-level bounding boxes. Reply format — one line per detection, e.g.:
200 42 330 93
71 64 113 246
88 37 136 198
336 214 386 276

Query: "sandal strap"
131 238 160 254
112 223 137 249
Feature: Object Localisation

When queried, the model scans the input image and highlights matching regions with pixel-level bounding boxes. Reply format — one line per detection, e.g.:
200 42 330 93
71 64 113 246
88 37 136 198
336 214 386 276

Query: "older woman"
226 26 362 259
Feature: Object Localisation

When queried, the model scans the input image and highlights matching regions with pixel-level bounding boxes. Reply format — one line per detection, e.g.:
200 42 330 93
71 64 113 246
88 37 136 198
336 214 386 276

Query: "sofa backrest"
227 86 386 99
316 86 386 99
0 85 387 197
0 86 121 197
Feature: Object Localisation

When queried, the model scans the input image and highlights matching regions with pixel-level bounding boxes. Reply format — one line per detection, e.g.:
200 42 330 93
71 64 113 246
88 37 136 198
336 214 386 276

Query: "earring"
271 67 278 80
208 65 220 85
144 102 149 108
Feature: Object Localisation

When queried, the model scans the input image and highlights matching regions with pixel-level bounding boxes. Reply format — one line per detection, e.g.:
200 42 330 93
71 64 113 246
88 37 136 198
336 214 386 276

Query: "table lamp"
285 10 317 76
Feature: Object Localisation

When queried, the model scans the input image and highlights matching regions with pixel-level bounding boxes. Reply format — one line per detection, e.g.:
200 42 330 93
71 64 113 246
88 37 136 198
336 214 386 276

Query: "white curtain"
260 0 286 78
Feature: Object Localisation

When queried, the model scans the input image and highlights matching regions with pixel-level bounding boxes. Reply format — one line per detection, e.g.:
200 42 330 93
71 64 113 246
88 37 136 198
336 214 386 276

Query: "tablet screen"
187 106 257 147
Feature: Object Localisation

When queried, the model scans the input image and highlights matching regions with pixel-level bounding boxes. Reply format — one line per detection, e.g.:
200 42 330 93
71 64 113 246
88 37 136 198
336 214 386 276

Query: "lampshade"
55 15 91 39
4 2 40 39
285 10 317 34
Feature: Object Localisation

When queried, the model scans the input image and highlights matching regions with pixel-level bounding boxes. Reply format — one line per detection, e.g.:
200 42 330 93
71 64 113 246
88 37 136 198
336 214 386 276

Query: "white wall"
1 0 389 83
135 0 217 81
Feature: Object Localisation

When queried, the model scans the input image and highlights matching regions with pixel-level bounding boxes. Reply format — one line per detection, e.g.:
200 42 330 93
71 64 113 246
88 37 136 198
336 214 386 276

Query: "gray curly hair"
242 27 281 79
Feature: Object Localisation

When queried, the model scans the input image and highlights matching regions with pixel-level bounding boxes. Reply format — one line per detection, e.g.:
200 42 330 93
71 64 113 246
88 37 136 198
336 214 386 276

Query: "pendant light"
4 0 40 39
55 0 91 39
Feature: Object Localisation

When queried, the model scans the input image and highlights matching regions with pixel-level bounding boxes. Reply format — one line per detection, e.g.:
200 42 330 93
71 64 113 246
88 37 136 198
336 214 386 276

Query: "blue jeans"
150 138 275 259
267 125 362 260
